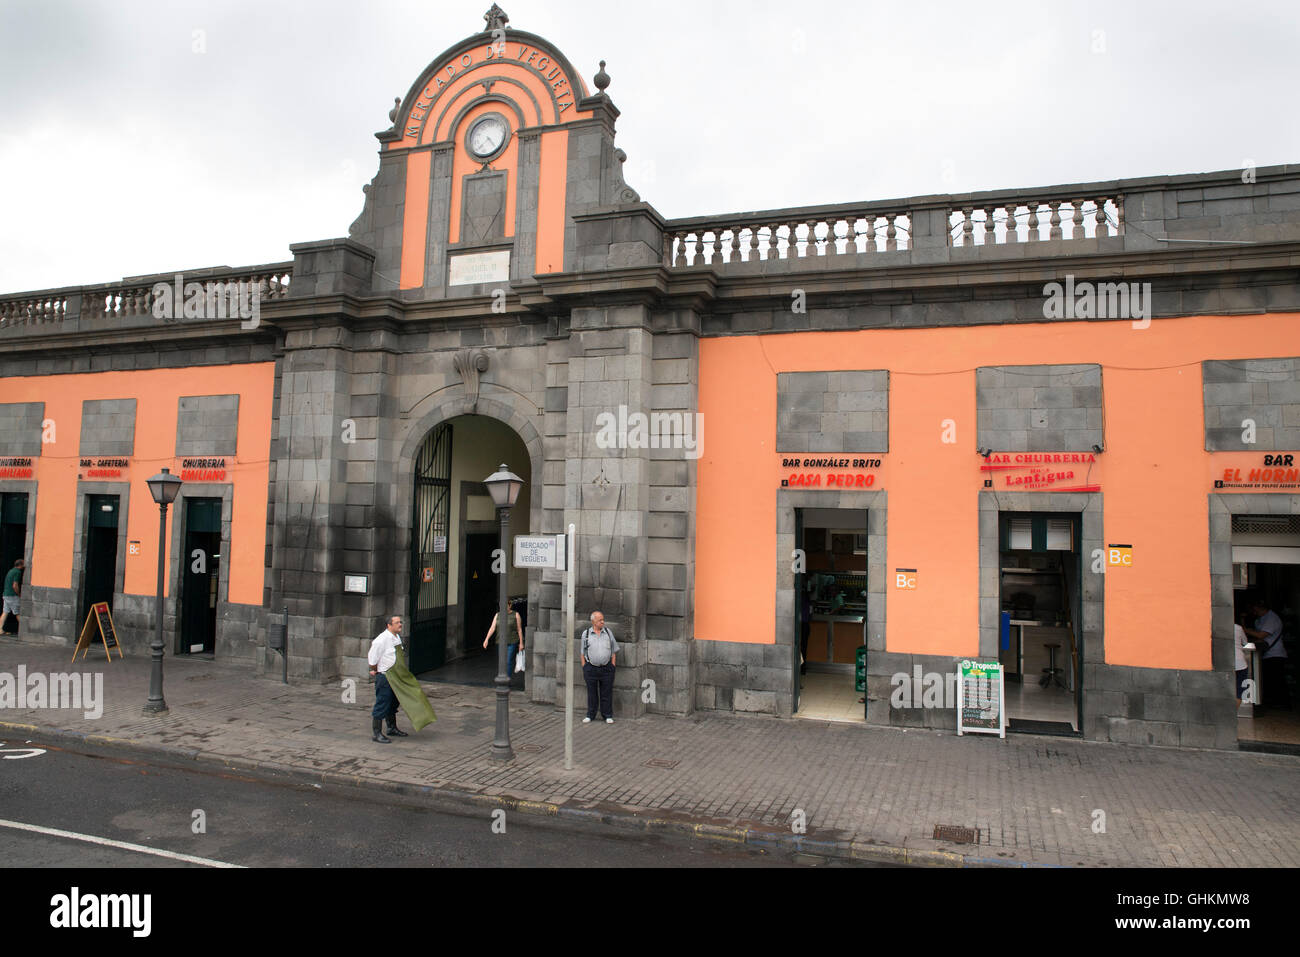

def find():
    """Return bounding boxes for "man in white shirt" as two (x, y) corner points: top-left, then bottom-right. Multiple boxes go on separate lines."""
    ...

(1245, 599), (1290, 710)
(368, 615), (409, 743)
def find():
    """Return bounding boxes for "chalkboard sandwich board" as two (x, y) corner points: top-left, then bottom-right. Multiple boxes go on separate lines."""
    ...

(72, 602), (123, 662)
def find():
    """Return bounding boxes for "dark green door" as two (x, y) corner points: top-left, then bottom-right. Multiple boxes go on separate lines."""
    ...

(793, 508), (804, 714)
(181, 498), (221, 655)
(0, 493), (28, 577)
(82, 494), (120, 626)
(409, 424), (452, 674)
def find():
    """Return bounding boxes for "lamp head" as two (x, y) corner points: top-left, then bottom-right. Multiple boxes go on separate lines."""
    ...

(146, 468), (183, 506)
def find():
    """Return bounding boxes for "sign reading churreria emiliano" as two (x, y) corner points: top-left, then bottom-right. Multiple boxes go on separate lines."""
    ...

(956, 660), (1005, 738)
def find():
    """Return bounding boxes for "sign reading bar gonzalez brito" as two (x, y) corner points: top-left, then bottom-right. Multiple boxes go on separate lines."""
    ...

(778, 455), (883, 489)
(980, 452), (1100, 492)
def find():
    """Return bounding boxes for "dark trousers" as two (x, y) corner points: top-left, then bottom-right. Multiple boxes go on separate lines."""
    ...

(1262, 657), (1291, 709)
(583, 662), (614, 719)
(372, 672), (399, 722)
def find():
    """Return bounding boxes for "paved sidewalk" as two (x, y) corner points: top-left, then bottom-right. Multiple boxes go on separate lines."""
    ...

(3, 638), (1298, 867)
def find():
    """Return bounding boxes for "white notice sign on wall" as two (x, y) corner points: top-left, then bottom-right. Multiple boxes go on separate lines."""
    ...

(449, 250), (510, 285)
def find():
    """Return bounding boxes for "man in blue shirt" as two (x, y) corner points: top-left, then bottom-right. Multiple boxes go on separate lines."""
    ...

(1245, 598), (1290, 710)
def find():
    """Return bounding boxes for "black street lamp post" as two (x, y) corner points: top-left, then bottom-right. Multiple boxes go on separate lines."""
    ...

(483, 463), (523, 761)
(144, 468), (182, 713)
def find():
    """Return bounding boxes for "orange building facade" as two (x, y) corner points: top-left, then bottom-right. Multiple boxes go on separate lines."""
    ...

(2, 8), (1298, 748)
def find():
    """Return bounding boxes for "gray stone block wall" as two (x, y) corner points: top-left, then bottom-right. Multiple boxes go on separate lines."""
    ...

(1203, 357), (1300, 450)
(0, 402), (44, 456)
(79, 398), (136, 457)
(176, 394), (240, 456)
(777, 370), (888, 453)
(976, 364), (1103, 452)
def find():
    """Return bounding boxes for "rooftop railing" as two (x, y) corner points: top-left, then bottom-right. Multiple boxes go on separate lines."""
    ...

(663, 187), (1125, 269)
(0, 263), (292, 330)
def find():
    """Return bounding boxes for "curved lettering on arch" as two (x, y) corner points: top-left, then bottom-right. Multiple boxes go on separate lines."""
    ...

(387, 32), (589, 151)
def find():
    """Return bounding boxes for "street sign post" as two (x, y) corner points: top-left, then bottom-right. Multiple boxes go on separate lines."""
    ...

(512, 530), (577, 769)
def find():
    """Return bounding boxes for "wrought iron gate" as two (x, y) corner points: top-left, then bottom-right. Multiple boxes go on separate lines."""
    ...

(409, 424), (452, 673)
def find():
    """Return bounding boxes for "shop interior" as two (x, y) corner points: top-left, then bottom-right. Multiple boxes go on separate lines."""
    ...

(795, 507), (868, 722)
(1232, 514), (1300, 751)
(997, 512), (1082, 733)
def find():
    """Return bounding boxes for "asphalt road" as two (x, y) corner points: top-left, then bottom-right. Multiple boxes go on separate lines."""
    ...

(0, 742), (864, 868)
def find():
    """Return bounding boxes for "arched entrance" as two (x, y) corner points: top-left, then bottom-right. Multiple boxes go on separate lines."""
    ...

(407, 414), (532, 679)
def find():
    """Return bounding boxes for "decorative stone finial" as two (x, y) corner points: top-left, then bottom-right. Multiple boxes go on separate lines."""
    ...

(483, 4), (509, 33)
(388, 97), (400, 123)
(593, 60), (610, 92)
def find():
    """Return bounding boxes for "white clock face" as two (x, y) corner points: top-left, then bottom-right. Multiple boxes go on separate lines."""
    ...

(467, 115), (509, 158)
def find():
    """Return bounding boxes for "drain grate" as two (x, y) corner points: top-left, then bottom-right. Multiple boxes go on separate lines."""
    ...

(933, 824), (980, 844)
(644, 758), (680, 769)
(516, 743), (547, 753)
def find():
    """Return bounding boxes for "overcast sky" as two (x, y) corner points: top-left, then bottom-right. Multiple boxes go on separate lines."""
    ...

(1, 0), (1297, 294)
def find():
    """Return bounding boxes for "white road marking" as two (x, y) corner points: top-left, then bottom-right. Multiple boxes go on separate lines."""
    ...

(0, 741), (46, 759)
(0, 818), (244, 868)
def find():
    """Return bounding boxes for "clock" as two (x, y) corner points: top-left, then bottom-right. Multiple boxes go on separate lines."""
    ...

(466, 113), (510, 160)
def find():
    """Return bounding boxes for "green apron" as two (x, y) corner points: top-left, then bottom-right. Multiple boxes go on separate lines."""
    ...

(385, 645), (437, 731)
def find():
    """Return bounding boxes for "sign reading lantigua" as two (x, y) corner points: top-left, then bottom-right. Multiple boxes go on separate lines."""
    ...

(980, 452), (1100, 492)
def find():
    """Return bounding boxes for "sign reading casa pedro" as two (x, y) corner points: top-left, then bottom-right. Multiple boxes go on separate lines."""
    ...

(778, 455), (884, 490)
(980, 452), (1100, 492)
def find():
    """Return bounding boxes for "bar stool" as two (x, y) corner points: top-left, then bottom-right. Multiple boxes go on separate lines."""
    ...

(1040, 643), (1067, 690)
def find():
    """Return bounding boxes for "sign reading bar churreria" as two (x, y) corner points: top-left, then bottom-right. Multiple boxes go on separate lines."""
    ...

(980, 452), (1099, 492)
(956, 660), (1005, 738)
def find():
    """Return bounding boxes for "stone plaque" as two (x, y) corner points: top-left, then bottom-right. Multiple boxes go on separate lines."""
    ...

(449, 250), (510, 285)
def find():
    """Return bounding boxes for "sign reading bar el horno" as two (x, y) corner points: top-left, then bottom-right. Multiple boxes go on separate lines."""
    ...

(449, 250), (510, 285)
(956, 660), (1005, 738)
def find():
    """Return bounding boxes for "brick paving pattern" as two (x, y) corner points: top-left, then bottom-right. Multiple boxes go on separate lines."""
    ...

(3, 639), (1298, 866)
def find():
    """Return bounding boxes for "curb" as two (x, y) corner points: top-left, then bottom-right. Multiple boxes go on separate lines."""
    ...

(3, 720), (1045, 868)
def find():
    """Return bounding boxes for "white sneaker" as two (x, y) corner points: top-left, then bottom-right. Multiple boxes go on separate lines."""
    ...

(605, 718), (614, 724)
(582, 717), (591, 723)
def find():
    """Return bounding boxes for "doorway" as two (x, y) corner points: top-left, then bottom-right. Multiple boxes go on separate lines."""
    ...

(0, 493), (27, 635)
(81, 494), (120, 628)
(997, 512), (1082, 733)
(794, 507), (869, 722)
(180, 497), (221, 655)
(1231, 514), (1300, 750)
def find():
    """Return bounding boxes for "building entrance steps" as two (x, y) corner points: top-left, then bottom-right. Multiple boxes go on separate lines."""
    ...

(2, 637), (1297, 867)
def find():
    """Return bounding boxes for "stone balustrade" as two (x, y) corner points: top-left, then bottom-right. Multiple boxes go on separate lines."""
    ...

(0, 263), (292, 330)
(665, 210), (913, 268)
(947, 195), (1122, 246)
(663, 188), (1130, 270)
